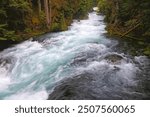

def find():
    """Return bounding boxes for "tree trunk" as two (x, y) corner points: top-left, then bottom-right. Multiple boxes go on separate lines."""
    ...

(44, 0), (50, 26)
(38, 0), (42, 14)
(49, 0), (52, 25)
(121, 22), (141, 38)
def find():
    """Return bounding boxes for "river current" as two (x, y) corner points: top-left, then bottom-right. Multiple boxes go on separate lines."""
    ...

(0, 11), (149, 100)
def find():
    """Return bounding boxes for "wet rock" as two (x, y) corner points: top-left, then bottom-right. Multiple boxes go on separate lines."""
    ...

(48, 75), (94, 100)
(0, 58), (11, 67)
(69, 52), (98, 67)
(0, 57), (15, 71)
(103, 53), (125, 64)
(113, 66), (121, 71)
(48, 72), (146, 100)
(70, 56), (87, 66)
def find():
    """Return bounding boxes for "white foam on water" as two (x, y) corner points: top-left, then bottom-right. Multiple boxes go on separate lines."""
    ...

(0, 67), (11, 91)
(5, 90), (48, 100)
(76, 57), (138, 87)
(134, 56), (149, 66)
(0, 59), (12, 91)
(93, 7), (99, 11)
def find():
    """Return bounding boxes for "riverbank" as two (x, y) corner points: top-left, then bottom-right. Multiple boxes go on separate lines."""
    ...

(97, 0), (150, 57)
(106, 27), (150, 57)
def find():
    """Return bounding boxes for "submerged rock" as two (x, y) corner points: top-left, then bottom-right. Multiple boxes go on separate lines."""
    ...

(103, 53), (125, 64)
(0, 58), (11, 67)
(48, 71), (147, 100)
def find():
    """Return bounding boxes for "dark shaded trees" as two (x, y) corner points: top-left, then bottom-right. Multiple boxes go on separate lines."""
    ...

(98, 0), (150, 56)
(0, 0), (95, 41)
(98, 0), (150, 39)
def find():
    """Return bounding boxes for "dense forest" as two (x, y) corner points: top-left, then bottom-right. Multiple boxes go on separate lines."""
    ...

(0, 0), (96, 42)
(98, 0), (150, 56)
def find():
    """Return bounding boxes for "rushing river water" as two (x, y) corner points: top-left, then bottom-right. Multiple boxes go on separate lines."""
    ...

(0, 11), (150, 100)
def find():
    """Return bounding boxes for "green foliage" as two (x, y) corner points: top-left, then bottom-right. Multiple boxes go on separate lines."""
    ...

(51, 23), (60, 32)
(0, 9), (6, 17)
(144, 46), (150, 56)
(7, 0), (31, 30)
(0, 0), (32, 41)
(0, 24), (18, 41)
(98, 0), (150, 39)
(9, 0), (31, 11)
(51, 12), (67, 32)
(0, 0), (95, 41)
(74, 0), (94, 19)
(39, 11), (47, 29)
(97, 0), (107, 13)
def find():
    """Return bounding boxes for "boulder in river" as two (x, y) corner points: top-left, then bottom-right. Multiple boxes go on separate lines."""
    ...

(103, 53), (125, 64)
(48, 72), (147, 100)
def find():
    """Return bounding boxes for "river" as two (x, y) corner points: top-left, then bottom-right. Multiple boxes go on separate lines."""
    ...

(0, 11), (150, 100)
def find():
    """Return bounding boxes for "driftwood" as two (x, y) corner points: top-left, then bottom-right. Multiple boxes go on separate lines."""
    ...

(109, 22), (142, 40)
(121, 22), (141, 38)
